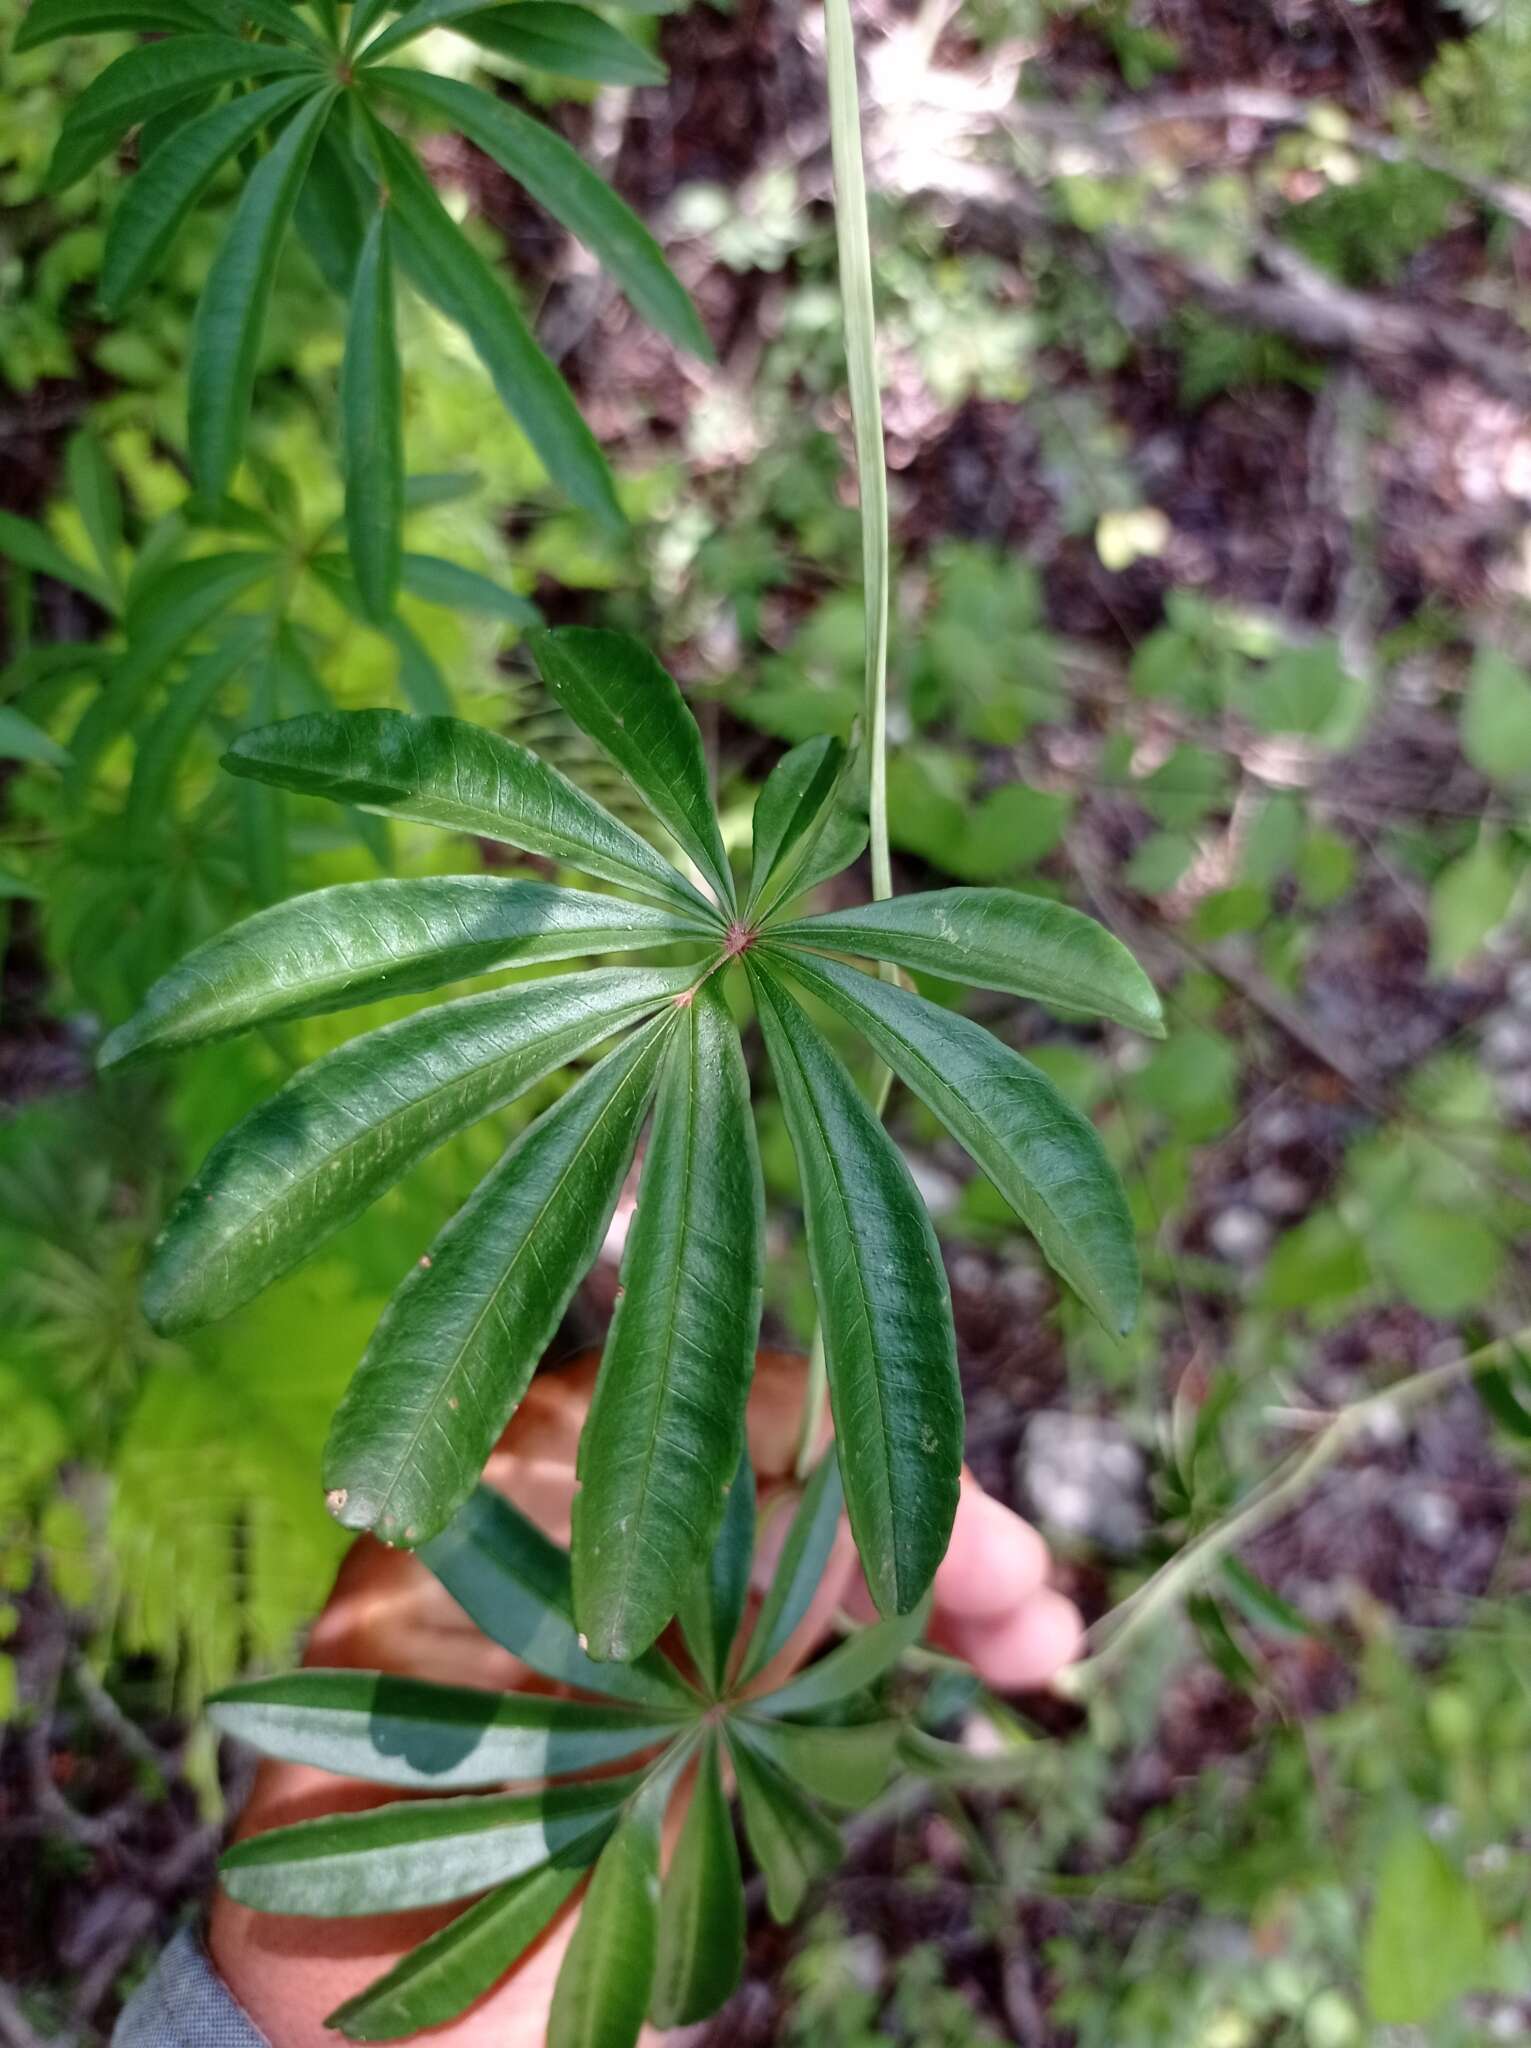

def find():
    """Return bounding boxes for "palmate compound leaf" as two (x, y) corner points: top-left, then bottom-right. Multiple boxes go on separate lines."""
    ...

(572, 977), (764, 1665)
(222, 707), (718, 919)
(116, 639), (1155, 1676)
(747, 958), (963, 1620)
(97, 876), (711, 1067)
(323, 1013), (680, 1547)
(142, 964), (697, 1333)
(213, 1462), (957, 2044)
(769, 945), (1140, 1335)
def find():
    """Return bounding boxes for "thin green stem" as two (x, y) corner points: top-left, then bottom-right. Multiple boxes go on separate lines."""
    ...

(795, 0), (893, 1478)
(824, 0), (891, 909)
(1060, 1329), (1527, 1696)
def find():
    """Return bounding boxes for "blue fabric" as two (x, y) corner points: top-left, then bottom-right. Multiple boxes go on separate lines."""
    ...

(113, 1929), (270, 2048)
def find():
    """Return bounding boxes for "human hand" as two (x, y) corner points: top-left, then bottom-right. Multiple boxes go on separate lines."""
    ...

(208, 1350), (1082, 2046)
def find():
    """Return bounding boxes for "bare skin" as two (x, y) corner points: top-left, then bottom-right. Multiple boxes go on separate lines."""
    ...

(210, 1351), (1083, 2046)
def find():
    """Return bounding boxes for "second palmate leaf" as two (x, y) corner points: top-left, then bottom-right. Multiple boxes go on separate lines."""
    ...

(102, 627), (1162, 1659)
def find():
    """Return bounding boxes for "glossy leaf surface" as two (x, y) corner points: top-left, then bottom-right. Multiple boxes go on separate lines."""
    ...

(220, 1776), (633, 1914)
(101, 878), (698, 1067)
(209, 1668), (681, 1788)
(573, 979), (762, 1663)
(143, 966), (691, 1332)
(773, 887), (1165, 1035)
(750, 963), (961, 1617)
(323, 1019), (674, 1545)
(420, 1486), (696, 1711)
(532, 629), (735, 912)
(223, 709), (717, 919)
(727, 1730), (841, 1924)
(327, 1863), (584, 2041)
(649, 1737), (744, 2028)
(547, 1783), (664, 2048)
(774, 948), (1140, 1334)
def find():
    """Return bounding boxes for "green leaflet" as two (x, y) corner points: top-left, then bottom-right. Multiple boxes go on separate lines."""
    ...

(532, 628), (735, 912)
(749, 1600), (927, 1719)
(773, 886), (1165, 1036)
(141, 965), (694, 1332)
(64, 429), (123, 590)
(100, 878), (701, 1066)
(46, 35), (320, 191)
(369, 117), (623, 533)
(548, 1772), (667, 2048)
(13, 0), (212, 50)
(356, 0), (515, 59)
(125, 619), (266, 852)
(749, 961), (962, 1618)
(649, 1736), (744, 2028)
(326, 1863), (584, 2041)
(420, 1485), (696, 1711)
(726, 1728), (841, 1924)
(220, 1775), (634, 1915)
(372, 69), (707, 357)
(572, 979), (763, 1663)
(771, 947), (1141, 1335)
(323, 1015), (676, 1546)
(68, 550), (279, 787)
(101, 77), (322, 309)
(736, 1448), (842, 1685)
(0, 510), (114, 611)
(397, 552), (540, 624)
(735, 1716), (898, 1809)
(208, 1668), (681, 1788)
(343, 208), (404, 621)
(746, 734), (845, 918)
(188, 89), (336, 499)
(361, 0), (662, 80)
(0, 708), (70, 768)
(453, 2), (665, 84)
(223, 708), (718, 918)
(295, 123), (371, 294)
(676, 1443), (755, 1694)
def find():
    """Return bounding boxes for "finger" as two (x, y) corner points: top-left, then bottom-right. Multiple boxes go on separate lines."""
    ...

(938, 1586), (1085, 1693)
(933, 1474), (1051, 1623)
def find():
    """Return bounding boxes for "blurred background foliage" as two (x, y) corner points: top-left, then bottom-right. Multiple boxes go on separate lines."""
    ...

(4, 0), (1531, 2039)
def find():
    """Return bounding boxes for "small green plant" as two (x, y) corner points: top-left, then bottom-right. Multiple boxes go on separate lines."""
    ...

(103, 630), (1161, 1658)
(24, 0), (707, 613)
(209, 1453), (935, 2040)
